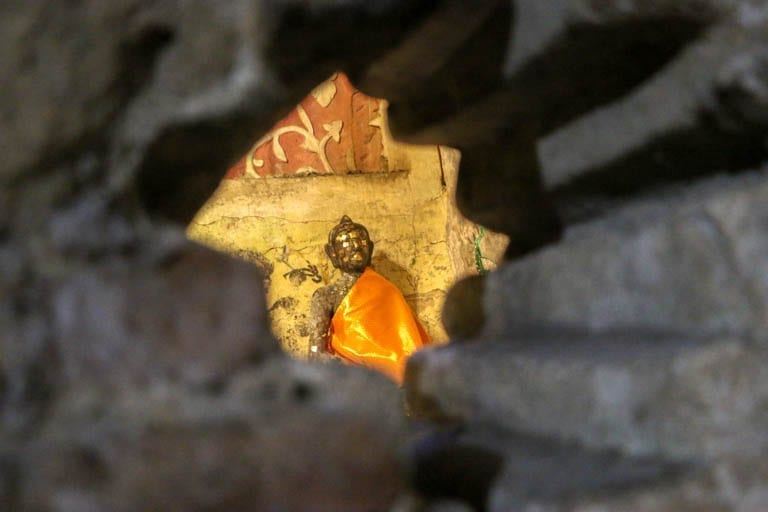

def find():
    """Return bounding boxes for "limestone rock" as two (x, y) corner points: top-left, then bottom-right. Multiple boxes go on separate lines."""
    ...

(484, 430), (681, 512)
(542, 21), (768, 223)
(227, 356), (407, 433)
(0, 0), (167, 182)
(50, 237), (275, 390)
(484, 168), (768, 338)
(1, 232), (278, 437)
(407, 332), (768, 460)
(535, 455), (768, 511)
(0, 279), (55, 434)
(409, 423), (680, 512)
(12, 360), (409, 512)
(5, 0), (768, 510)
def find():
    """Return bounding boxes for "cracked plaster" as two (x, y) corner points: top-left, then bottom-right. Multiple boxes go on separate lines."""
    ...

(188, 110), (507, 357)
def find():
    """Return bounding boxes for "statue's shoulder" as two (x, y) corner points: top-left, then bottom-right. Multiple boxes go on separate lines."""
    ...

(311, 279), (348, 302)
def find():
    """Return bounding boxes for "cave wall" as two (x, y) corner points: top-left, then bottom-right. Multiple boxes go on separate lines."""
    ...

(4, 1), (768, 511)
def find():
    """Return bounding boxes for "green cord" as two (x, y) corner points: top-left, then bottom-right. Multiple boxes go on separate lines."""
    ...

(474, 226), (488, 275)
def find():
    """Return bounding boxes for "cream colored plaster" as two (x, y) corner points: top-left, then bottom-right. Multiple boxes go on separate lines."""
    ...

(441, 146), (509, 279)
(188, 109), (505, 358)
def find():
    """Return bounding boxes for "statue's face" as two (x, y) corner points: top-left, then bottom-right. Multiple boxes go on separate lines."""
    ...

(330, 227), (372, 272)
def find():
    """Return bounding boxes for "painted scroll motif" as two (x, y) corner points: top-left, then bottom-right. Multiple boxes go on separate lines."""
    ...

(225, 73), (388, 179)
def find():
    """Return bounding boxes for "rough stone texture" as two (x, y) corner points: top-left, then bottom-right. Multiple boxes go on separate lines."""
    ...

(51, 240), (275, 389)
(516, 455), (768, 511)
(352, 0), (744, 250)
(480, 429), (682, 512)
(10, 358), (408, 512)
(541, 21), (768, 223)
(408, 332), (768, 460)
(0, 0), (167, 182)
(441, 274), (488, 340)
(406, 423), (682, 512)
(227, 356), (407, 433)
(483, 167), (768, 338)
(5, 0), (768, 510)
(1, 234), (278, 433)
(408, 164), (768, 509)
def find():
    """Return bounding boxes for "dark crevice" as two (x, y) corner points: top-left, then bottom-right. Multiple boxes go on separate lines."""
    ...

(70, 445), (111, 486)
(203, 377), (228, 396)
(383, 1), (511, 139)
(551, 120), (768, 225)
(384, 15), (703, 259)
(0, 451), (21, 512)
(136, 115), (268, 224)
(514, 16), (707, 136)
(267, 0), (441, 85)
(455, 140), (563, 258)
(412, 424), (689, 511)
(117, 24), (175, 100)
(291, 381), (314, 403)
(385, 15), (705, 143)
(413, 429), (504, 512)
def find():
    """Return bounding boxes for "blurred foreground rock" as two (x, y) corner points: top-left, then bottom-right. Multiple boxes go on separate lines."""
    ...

(408, 332), (768, 459)
(484, 166), (768, 338)
(407, 168), (768, 510)
(10, 359), (407, 512)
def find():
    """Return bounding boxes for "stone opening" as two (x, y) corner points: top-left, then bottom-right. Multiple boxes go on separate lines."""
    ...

(186, 72), (508, 358)
(137, 114), (274, 224)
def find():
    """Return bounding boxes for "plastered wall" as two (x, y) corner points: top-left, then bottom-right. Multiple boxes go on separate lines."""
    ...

(187, 74), (506, 357)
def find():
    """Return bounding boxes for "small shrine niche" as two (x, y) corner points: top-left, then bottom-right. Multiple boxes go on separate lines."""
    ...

(187, 73), (507, 358)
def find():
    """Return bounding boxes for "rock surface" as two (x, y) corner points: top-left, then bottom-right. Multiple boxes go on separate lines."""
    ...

(484, 167), (768, 338)
(11, 358), (408, 512)
(408, 332), (768, 459)
(5, 0), (768, 511)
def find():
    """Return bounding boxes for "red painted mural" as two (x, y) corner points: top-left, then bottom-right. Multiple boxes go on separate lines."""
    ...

(225, 73), (388, 179)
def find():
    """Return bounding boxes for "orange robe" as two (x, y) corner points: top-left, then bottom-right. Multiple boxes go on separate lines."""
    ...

(329, 268), (430, 383)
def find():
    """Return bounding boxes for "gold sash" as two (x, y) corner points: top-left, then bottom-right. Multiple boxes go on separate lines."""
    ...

(329, 268), (430, 383)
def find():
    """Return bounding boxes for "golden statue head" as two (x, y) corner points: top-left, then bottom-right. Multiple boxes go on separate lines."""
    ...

(325, 215), (373, 273)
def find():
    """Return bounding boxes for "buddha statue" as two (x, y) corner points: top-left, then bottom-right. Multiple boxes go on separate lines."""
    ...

(308, 215), (430, 383)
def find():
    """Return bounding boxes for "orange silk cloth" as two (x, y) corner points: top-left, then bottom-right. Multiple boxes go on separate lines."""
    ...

(329, 268), (430, 383)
